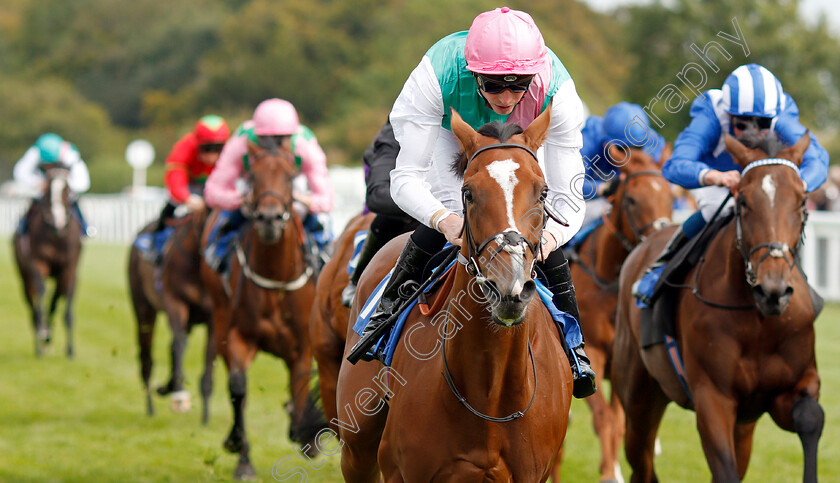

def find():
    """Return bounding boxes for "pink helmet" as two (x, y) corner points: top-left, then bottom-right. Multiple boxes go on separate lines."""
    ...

(465, 7), (548, 75)
(253, 98), (299, 136)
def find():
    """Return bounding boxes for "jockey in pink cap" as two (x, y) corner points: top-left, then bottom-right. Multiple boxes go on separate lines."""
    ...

(203, 98), (335, 273)
(349, 7), (595, 398)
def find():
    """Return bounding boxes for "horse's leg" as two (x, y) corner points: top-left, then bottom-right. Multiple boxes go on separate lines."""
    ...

(28, 262), (49, 356)
(160, 296), (191, 412)
(610, 387), (626, 483)
(337, 358), (389, 483)
(733, 421), (757, 479)
(47, 285), (61, 344)
(222, 328), (258, 480)
(200, 319), (216, 425)
(693, 388), (739, 482)
(311, 305), (345, 431)
(768, 370), (823, 483)
(584, 343), (622, 483)
(58, 266), (77, 358)
(612, 337), (668, 483)
(130, 257), (158, 416)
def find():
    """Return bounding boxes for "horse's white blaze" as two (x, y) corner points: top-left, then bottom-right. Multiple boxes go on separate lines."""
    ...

(649, 180), (662, 192)
(762, 173), (776, 208)
(487, 159), (528, 295)
(50, 178), (67, 229)
(486, 158), (520, 232)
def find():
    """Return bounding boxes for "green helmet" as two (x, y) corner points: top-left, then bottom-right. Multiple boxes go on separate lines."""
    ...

(35, 133), (65, 164)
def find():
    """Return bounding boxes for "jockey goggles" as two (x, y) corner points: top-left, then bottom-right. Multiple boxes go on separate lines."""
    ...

(475, 73), (534, 94)
(199, 143), (225, 154)
(731, 115), (772, 131)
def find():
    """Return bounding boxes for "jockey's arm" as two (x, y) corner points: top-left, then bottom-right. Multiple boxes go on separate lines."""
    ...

(164, 135), (195, 203)
(541, 81), (586, 249)
(774, 98), (829, 192)
(663, 97), (722, 190)
(296, 133), (334, 214)
(204, 135), (246, 211)
(389, 58), (449, 229)
(13, 146), (46, 189)
(65, 150), (91, 194)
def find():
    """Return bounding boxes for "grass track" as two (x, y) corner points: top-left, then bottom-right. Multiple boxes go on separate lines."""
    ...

(0, 240), (837, 481)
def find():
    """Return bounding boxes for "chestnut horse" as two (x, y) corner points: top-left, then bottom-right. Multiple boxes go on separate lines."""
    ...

(613, 133), (823, 482)
(337, 108), (573, 482)
(310, 211), (374, 429)
(127, 207), (215, 421)
(567, 145), (673, 482)
(201, 142), (327, 480)
(13, 166), (83, 358)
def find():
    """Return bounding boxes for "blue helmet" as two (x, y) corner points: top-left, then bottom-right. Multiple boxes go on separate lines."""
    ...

(722, 64), (786, 118)
(603, 102), (653, 147)
(35, 133), (65, 164)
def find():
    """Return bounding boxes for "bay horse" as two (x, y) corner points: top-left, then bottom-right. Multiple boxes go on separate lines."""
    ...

(310, 211), (374, 429)
(566, 144), (673, 482)
(127, 207), (215, 421)
(337, 107), (573, 482)
(13, 166), (83, 358)
(613, 133), (823, 482)
(200, 142), (327, 480)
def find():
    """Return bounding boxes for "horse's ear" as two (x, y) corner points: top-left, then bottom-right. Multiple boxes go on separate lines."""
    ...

(522, 101), (551, 152)
(450, 108), (479, 159)
(724, 134), (753, 169)
(778, 132), (811, 167)
(658, 142), (673, 168)
(608, 144), (631, 173)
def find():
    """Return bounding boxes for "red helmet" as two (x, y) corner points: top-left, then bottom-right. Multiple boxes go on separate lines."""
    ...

(193, 115), (230, 144)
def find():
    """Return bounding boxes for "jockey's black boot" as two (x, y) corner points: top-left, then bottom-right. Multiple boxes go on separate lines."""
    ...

(349, 237), (434, 362)
(544, 259), (597, 399)
(341, 230), (384, 307)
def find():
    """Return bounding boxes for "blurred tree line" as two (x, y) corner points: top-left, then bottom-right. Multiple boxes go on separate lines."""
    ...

(0, 0), (837, 192)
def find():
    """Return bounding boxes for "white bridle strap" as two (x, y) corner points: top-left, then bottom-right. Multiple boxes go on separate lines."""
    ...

(741, 158), (800, 178)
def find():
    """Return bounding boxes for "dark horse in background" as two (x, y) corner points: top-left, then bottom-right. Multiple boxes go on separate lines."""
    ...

(14, 166), (83, 357)
(128, 207), (215, 421)
(201, 142), (327, 480)
(613, 133), (823, 482)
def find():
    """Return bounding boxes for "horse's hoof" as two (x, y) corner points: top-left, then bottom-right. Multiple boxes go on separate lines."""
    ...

(156, 382), (175, 396)
(233, 463), (257, 480)
(224, 434), (244, 454)
(170, 390), (192, 413)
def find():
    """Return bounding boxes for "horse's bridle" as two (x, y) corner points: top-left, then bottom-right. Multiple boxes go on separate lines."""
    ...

(444, 142), (551, 423)
(602, 170), (670, 252)
(459, 142), (558, 283)
(734, 158), (806, 287)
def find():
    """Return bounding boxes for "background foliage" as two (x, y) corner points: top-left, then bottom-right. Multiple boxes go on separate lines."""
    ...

(0, 0), (837, 191)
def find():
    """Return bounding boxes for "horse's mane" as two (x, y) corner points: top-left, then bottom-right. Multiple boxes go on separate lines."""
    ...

(450, 121), (524, 179)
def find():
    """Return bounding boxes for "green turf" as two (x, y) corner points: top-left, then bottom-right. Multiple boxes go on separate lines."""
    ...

(0, 240), (837, 482)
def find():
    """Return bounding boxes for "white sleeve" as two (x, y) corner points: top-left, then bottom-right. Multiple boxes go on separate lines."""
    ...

(13, 147), (45, 188)
(66, 153), (91, 194)
(542, 80), (586, 247)
(389, 57), (448, 228)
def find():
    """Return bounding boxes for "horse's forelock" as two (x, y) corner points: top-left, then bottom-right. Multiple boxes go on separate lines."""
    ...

(450, 122), (525, 179)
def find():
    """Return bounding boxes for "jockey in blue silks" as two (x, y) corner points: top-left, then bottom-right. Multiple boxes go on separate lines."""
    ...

(635, 63), (829, 302)
(579, 102), (666, 225)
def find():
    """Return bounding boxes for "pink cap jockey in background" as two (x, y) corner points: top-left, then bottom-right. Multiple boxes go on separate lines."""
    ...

(204, 98), (333, 214)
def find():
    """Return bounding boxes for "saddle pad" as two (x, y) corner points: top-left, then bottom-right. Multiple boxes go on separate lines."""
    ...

(353, 260), (579, 366)
(346, 230), (368, 275)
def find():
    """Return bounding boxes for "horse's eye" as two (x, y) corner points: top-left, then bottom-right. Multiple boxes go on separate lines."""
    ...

(539, 187), (548, 202)
(463, 189), (473, 204)
(625, 196), (637, 206)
